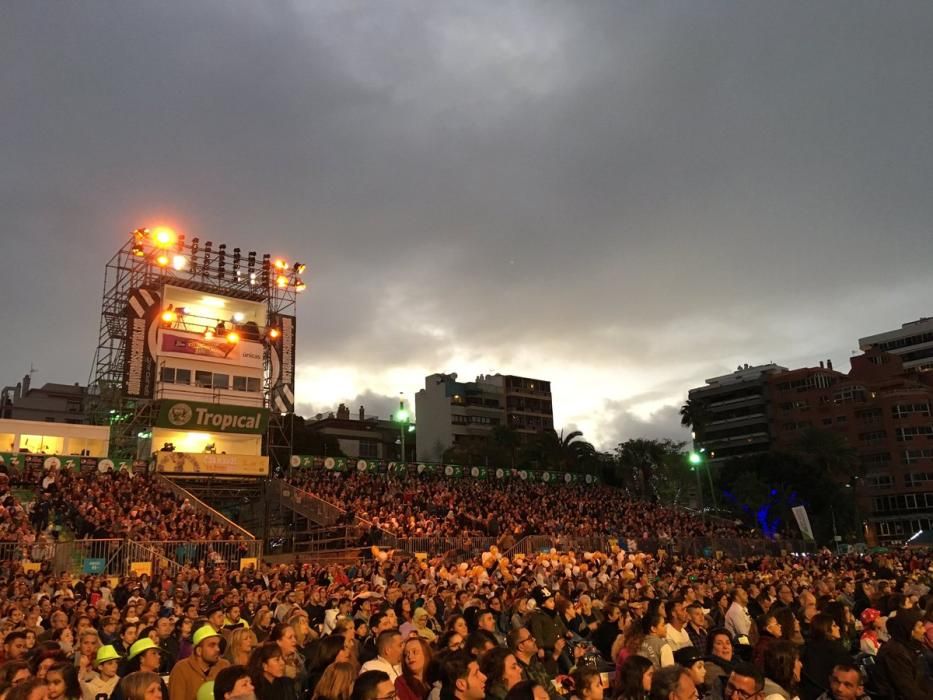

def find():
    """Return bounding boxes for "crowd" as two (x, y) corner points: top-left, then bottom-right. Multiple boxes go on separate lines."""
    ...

(0, 531), (931, 700)
(286, 471), (747, 541)
(5, 469), (240, 543)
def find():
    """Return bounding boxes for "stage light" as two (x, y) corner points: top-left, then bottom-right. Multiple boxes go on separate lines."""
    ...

(261, 254), (271, 287)
(172, 255), (187, 271)
(161, 307), (177, 324)
(204, 329), (215, 340)
(190, 237), (200, 274)
(274, 259), (288, 271)
(132, 245), (145, 257)
(152, 227), (176, 248)
(156, 253), (170, 267)
(226, 331), (239, 344)
(233, 248), (241, 274)
(295, 280), (307, 292)
(176, 233), (185, 252)
(247, 251), (256, 276)
(293, 262), (306, 274)
(249, 272), (257, 286)
(217, 243), (227, 279)
(268, 328), (280, 339)
(203, 241), (213, 272)
(233, 312), (245, 323)
(276, 275), (289, 289)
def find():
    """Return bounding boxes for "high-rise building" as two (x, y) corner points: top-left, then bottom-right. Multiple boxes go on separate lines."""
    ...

(860, 317), (933, 372)
(688, 363), (788, 463)
(415, 373), (553, 462)
(769, 349), (933, 543)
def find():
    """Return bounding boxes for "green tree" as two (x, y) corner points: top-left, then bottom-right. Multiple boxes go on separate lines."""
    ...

(679, 398), (709, 436)
(790, 427), (860, 482)
(490, 425), (521, 469)
(615, 438), (686, 501)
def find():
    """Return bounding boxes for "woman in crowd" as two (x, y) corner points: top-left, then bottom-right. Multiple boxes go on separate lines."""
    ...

(504, 680), (550, 700)
(115, 671), (162, 700)
(636, 609), (673, 669)
(753, 613), (783, 667)
(395, 637), (433, 700)
(703, 628), (735, 700)
(614, 656), (653, 700)
(799, 614), (850, 700)
(223, 629), (257, 668)
(251, 609), (274, 644)
(248, 642), (296, 700)
(310, 662), (355, 700)
(773, 608), (803, 648)
(306, 636), (349, 697)
(270, 622), (307, 698)
(44, 662), (79, 700)
(762, 641), (801, 700)
(479, 647), (523, 700)
(672, 647), (706, 699)
(567, 668), (603, 700)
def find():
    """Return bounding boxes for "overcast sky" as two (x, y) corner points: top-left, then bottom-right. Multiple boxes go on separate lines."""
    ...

(2, 2), (932, 449)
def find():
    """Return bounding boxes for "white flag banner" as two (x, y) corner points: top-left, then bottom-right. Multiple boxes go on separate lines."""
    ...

(791, 505), (815, 542)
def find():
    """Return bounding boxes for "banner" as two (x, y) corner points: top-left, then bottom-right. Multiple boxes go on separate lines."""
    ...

(156, 400), (268, 435)
(791, 505), (815, 542)
(155, 451), (269, 476)
(83, 558), (106, 575)
(159, 331), (264, 368)
(239, 557), (258, 571)
(130, 562), (152, 577)
(22, 562), (41, 574)
(123, 287), (160, 398)
(269, 314), (296, 413)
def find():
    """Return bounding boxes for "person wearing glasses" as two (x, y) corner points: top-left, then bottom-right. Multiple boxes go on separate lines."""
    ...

(508, 627), (561, 700)
(722, 664), (765, 700)
(649, 665), (698, 700)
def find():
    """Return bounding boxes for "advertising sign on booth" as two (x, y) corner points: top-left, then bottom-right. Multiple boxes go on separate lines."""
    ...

(156, 400), (268, 435)
(239, 558), (258, 571)
(130, 562), (152, 577)
(155, 452), (269, 476)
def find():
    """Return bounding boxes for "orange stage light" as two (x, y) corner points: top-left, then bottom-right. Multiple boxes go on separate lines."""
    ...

(226, 331), (239, 344)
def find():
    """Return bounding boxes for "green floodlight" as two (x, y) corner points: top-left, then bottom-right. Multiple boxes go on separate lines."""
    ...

(688, 451), (702, 468)
(396, 408), (410, 422)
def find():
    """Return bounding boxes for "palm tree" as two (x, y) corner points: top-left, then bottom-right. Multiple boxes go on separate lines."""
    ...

(679, 398), (709, 437)
(558, 430), (596, 472)
(490, 425), (520, 469)
(616, 438), (668, 500)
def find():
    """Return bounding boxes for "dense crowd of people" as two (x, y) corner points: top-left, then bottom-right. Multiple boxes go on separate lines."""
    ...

(4, 469), (240, 543)
(0, 530), (931, 700)
(286, 471), (747, 541)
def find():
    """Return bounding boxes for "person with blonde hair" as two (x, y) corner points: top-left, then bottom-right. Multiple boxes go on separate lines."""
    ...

(117, 671), (163, 700)
(223, 630), (257, 668)
(311, 662), (356, 700)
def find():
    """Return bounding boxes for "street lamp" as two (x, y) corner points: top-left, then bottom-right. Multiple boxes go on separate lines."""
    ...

(689, 449), (717, 511)
(395, 398), (411, 462)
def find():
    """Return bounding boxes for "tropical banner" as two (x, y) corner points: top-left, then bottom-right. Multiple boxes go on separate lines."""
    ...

(155, 399), (268, 435)
(288, 455), (599, 484)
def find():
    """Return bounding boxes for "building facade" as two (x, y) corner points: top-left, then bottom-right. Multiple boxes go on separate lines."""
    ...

(415, 373), (553, 462)
(769, 349), (933, 543)
(688, 363), (788, 464)
(860, 318), (933, 373)
(1, 375), (88, 424)
(302, 404), (413, 461)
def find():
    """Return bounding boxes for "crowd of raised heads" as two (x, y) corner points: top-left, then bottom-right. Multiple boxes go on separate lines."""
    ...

(0, 541), (932, 700)
(0, 468), (240, 543)
(285, 470), (752, 540)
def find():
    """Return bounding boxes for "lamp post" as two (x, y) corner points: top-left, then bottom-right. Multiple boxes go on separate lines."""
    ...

(395, 397), (410, 462)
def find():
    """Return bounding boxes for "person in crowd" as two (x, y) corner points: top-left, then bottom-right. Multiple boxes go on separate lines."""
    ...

(723, 664), (765, 700)
(724, 590), (752, 644)
(116, 672), (164, 700)
(684, 604), (708, 653)
(813, 664), (866, 700)
(211, 665), (254, 700)
(80, 645), (121, 700)
(479, 647), (524, 700)
(7, 678), (51, 700)
(615, 655), (653, 700)
(168, 626), (229, 700)
(799, 614), (850, 700)
(247, 642), (295, 700)
(753, 614), (783, 667)
(311, 662), (355, 700)
(44, 663), (79, 700)
(703, 628), (734, 700)
(856, 609), (883, 657)
(504, 680), (550, 700)
(664, 600), (691, 653)
(394, 638), (431, 700)
(638, 609), (674, 670)
(874, 608), (933, 700)
(762, 641), (801, 700)
(438, 651), (485, 700)
(649, 665), (697, 700)
(359, 631), (401, 683)
(350, 671), (391, 700)
(566, 668), (602, 700)
(672, 648), (705, 699)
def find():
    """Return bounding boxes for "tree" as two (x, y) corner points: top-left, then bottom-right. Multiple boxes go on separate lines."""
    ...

(790, 427), (860, 482)
(490, 425), (521, 469)
(679, 398), (709, 436)
(615, 438), (687, 501)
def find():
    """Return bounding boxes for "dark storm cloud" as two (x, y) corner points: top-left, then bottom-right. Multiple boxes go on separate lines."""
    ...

(2, 2), (932, 446)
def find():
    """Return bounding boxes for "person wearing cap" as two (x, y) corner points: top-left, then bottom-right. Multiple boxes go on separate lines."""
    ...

(857, 609), (883, 656)
(81, 644), (122, 700)
(527, 587), (567, 675)
(111, 637), (168, 700)
(673, 647), (707, 696)
(169, 625), (231, 700)
(874, 608), (933, 700)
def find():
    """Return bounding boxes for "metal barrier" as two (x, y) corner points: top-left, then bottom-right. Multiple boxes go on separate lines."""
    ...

(399, 536), (498, 557)
(293, 526), (368, 554)
(504, 534), (817, 559)
(156, 474), (256, 540)
(140, 539), (262, 569)
(270, 478), (345, 526)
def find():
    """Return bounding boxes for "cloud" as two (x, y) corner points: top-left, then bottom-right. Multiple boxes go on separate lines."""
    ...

(1, 1), (932, 450)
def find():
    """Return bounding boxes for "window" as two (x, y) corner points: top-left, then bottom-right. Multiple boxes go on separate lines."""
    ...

(247, 378), (261, 392)
(893, 402), (931, 419)
(176, 369), (191, 384)
(213, 374), (229, 390)
(835, 415), (848, 423)
(905, 472), (933, 487)
(233, 376), (247, 391)
(904, 448), (933, 464)
(859, 430), (887, 445)
(834, 386), (866, 404)
(896, 425), (933, 441)
(359, 440), (379, 458)
(195, 371), (212, 389)
(162, 367), (176, 384)
(865, 474), (894, 489)
(66, 400), (82, 413)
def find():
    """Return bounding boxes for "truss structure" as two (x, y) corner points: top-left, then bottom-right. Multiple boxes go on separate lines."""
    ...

(87, 230), (299, 470)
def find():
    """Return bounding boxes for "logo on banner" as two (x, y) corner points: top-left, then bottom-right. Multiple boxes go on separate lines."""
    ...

(167, 403), (193, 426)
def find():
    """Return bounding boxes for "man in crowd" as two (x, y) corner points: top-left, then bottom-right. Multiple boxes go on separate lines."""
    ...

(359, 630), (402, 682)
(169, 626), (230, 700)
(664, 598), (691, 652)
(440, 651), (487, 700)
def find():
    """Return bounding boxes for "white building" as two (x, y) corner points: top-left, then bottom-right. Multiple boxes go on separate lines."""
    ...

(859, 318), (933, 373)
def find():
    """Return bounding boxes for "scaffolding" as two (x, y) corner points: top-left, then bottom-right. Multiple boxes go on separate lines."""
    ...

(87, 229), (301, 471)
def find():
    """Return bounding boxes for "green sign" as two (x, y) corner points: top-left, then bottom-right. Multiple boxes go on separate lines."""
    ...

(156, 400), (268, 435)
